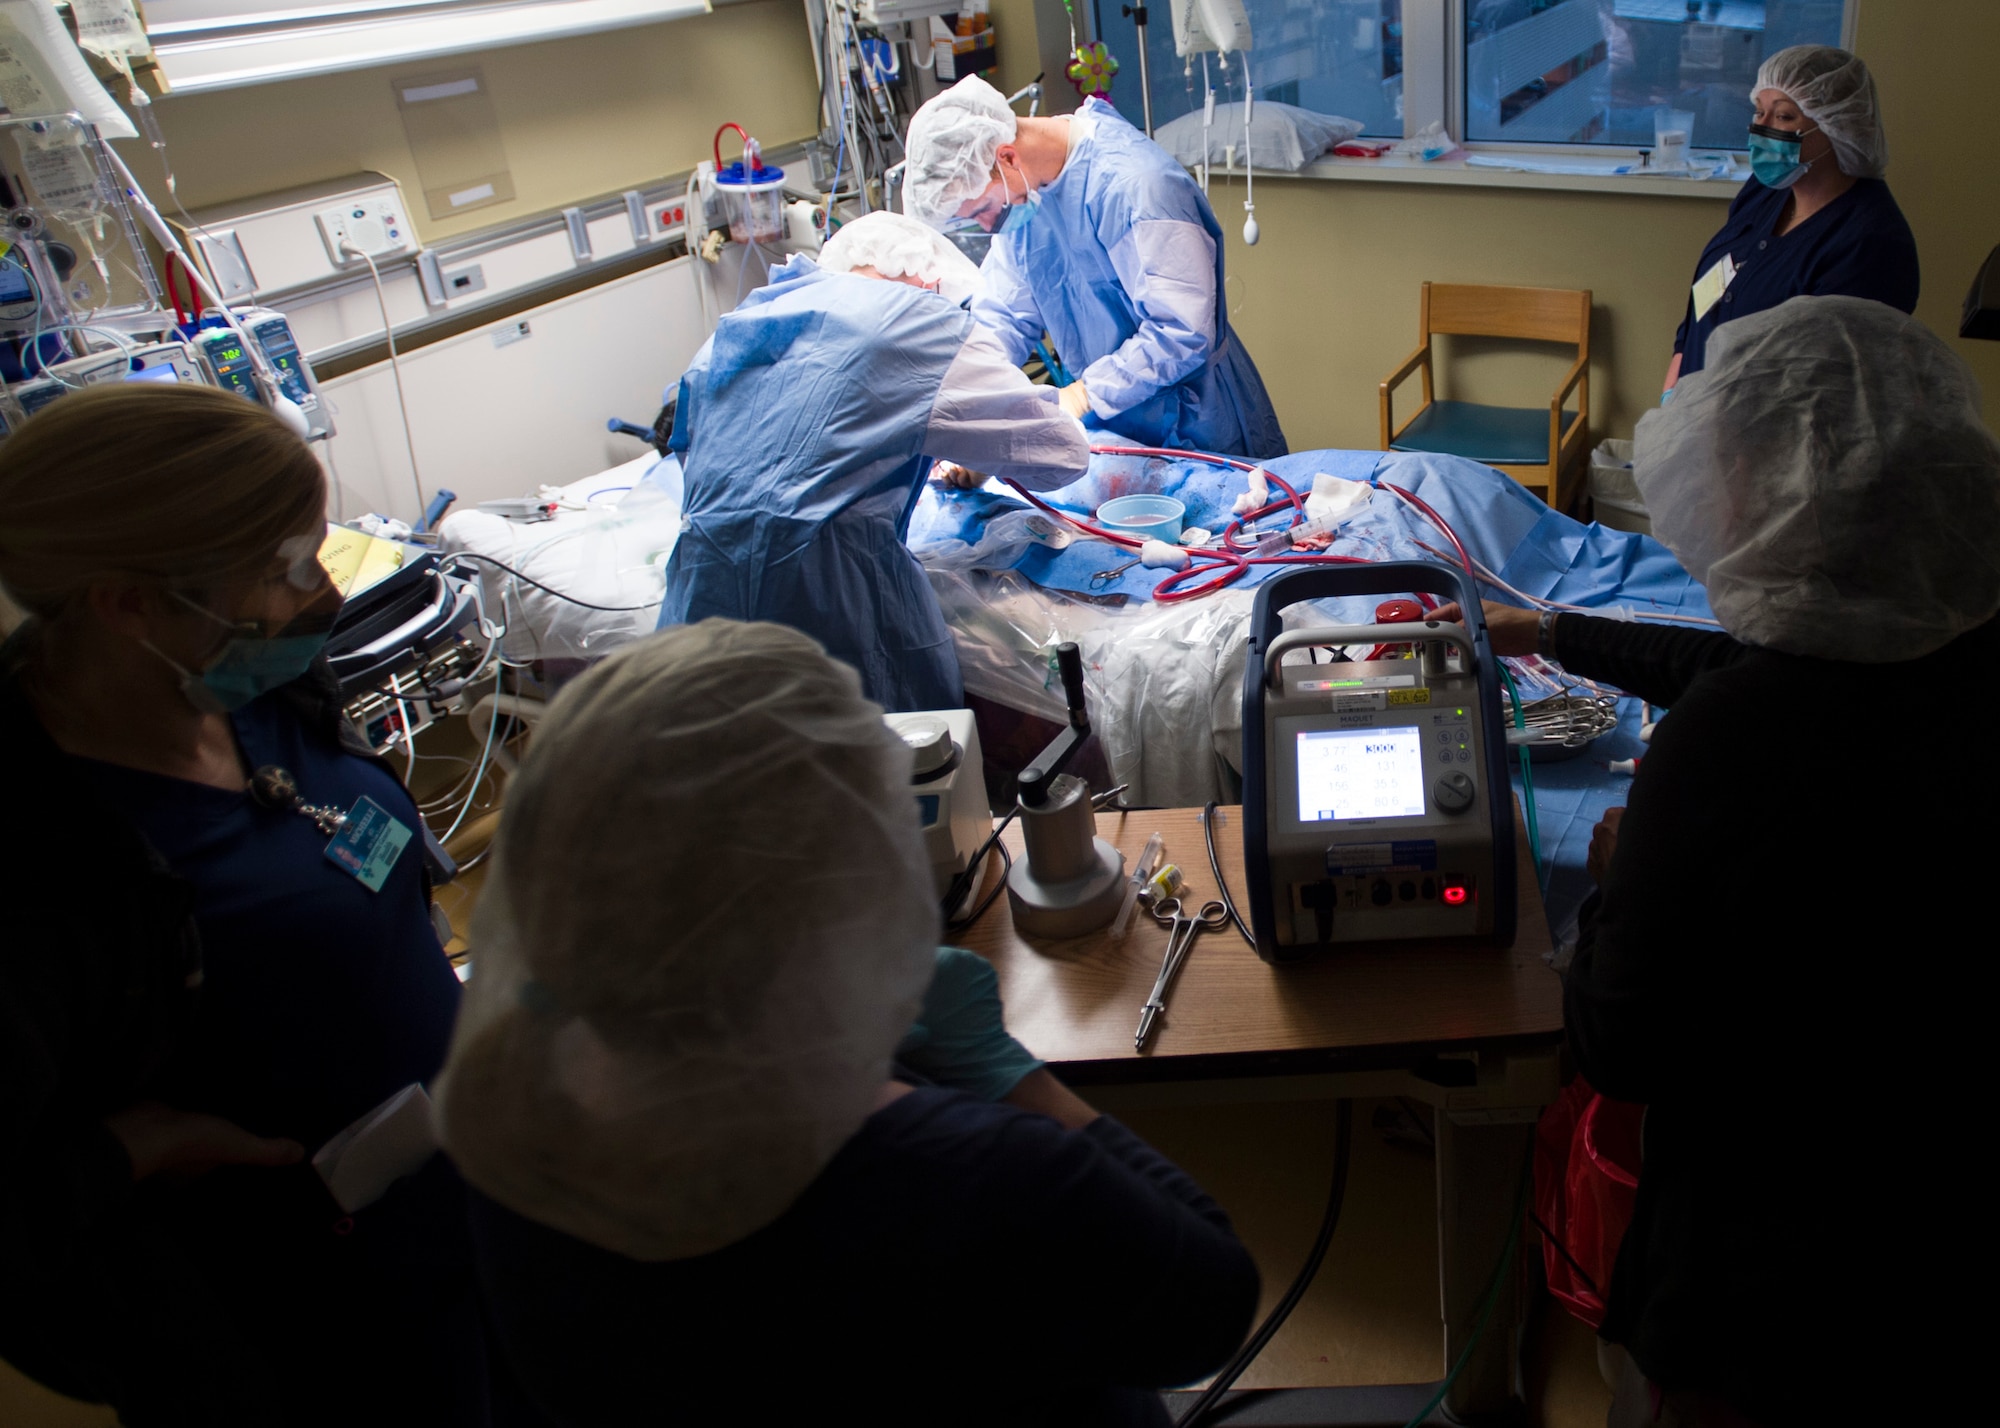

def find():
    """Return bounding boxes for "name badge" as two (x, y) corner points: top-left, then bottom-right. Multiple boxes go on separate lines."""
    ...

(323, 796), (414, 892)
(1691, 253), (1737, 321)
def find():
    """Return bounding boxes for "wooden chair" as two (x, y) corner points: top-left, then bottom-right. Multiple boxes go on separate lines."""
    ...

(1379, 282), (1592, 512)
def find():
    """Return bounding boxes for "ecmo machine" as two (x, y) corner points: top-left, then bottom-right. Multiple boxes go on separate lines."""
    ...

(1241, 564), (1517, 961)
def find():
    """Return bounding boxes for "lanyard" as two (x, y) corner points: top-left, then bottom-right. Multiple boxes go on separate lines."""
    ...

(249, 763), (349, 834)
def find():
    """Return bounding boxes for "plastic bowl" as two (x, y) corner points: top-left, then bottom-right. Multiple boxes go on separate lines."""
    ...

(1096, 494), (1185, 544)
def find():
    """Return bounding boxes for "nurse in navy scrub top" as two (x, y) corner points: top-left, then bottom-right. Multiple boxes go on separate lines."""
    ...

(0, 385), (516, 1426)
(1664, 45), (1917, 399)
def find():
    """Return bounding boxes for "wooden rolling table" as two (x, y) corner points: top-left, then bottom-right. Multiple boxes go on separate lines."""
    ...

(953, 804), (1563, 1425)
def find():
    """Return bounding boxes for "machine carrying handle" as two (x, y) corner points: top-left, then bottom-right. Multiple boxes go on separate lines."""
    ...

(1264, 621), (1475, 688)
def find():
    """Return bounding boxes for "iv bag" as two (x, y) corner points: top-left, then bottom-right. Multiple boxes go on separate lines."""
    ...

(0, 115), (161, 335)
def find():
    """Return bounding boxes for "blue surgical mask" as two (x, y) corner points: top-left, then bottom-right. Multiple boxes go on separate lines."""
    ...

(1746, 123), (1811, 189)
(997, 164), (1040, 234)
(146, 592), (334, 714)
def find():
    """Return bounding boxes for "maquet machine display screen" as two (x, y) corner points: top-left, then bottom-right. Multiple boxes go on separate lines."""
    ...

(1296, 725), (1426, 822)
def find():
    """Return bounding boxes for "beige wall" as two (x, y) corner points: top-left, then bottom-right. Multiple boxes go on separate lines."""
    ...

(119, 1), (824, 243)
(1213, 176), (1729, 452)
(1850, 0), (2000, 424)
(113, 0), (2000, 438)
(1211, 0), (2000, 452)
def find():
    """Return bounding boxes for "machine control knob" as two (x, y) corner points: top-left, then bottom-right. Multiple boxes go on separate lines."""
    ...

(1370, 878), (1393, 907)
(1433, 770), (1476, 813)
(888, 714), (958, 781)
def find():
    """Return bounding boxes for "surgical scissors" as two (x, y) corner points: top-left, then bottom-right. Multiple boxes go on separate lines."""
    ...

(1134, 896), (1228, 1050)
(1090, 554), (1144, 588)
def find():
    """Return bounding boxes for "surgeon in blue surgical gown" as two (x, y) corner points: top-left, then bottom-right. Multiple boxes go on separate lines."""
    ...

(655, 211), (1090, 713)
(903, 75), (1286, 461)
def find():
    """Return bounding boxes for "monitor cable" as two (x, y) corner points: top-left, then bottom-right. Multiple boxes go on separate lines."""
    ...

(441, 553), (661, 613)
(1202, 800), (1253, 947)
(1175, 1098), (1354, 1427)
(343, 240), (428, 524)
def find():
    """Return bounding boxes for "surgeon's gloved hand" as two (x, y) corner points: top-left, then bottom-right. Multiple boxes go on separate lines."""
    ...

(933, 461), (990, 491)
(895, 946), (1044, 1102)
(1058, 380), (1092, 422)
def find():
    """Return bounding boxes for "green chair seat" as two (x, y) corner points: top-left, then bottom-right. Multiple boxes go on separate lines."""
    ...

(1391, 400), (1577, 466)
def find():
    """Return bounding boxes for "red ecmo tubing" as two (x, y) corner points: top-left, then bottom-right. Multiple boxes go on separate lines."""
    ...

(999, 445), (1474, 604)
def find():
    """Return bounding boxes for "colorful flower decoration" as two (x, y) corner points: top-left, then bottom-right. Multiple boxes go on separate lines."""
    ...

(1067, 41), (1119, 98)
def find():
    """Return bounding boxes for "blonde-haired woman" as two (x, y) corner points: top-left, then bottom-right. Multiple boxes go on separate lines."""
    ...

(0, 385), (502, 1425)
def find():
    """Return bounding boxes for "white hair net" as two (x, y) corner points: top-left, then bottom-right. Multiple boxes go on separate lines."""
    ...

(1633, 296), (2000, 663)
(1753, 45), (1886, 179)
(434, 620), (939, 1261)
(819, 210), (984, 304)
(902, 75), (1018, 227)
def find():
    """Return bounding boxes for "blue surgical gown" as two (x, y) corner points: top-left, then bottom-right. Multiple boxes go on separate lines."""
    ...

(974, 98), (1287, 460)
(657, 261), (978, 713)
(1673, 176), (1919, 380)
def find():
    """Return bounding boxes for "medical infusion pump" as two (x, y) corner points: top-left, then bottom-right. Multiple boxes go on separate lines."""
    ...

(1241, 565), (1517, 960)
(0, 309), (330, 438)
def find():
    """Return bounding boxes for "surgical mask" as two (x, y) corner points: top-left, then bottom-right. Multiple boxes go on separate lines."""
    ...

(997, 163), (1040, 234)
(145, 591), (336, 714)
(1746, 123), (1811, 189)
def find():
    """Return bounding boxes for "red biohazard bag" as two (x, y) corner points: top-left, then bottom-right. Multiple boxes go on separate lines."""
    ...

(1533, 1076), (1643, 1329)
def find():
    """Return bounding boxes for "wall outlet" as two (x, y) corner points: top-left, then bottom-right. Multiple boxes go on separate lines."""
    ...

(318, 198), (414, 265)
(443, 263), (486, 297)
(643, 197), (689, 239)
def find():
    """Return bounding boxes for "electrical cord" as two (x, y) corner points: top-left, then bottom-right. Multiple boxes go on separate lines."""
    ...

(1527, 1208), (1601, 1299)
(945, 840), (1013, 933)
(941, 805), (1021, 923)
(1202, 801), (1253, 947)
(443, 553), (661, 612)
(344, 241), (428, 521)
(1176, 1099), (1355, 1427)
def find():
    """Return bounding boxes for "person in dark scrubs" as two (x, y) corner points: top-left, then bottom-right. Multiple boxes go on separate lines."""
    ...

(0, 385), (514, 1426)
(1447, 298), (2000, 1426)
(1663, 45), (1917, 398)
(437, 620), (1261, 1427)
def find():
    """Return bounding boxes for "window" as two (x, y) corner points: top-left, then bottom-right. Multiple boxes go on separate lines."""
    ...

(1090, 0), (1405, 138)
(1074, 0), (1854, 162)
(1464, 0), (1850, 149)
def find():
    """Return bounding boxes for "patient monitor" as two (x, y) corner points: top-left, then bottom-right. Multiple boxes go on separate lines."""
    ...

(1242, 564), (1517, 961)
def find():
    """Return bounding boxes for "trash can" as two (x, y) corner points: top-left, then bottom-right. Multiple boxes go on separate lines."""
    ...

(1589, 438), (1651, 535)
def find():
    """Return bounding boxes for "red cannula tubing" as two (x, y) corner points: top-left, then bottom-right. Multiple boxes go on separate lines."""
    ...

(998, 445), (1479, 604)
(713, 122), (753, 171)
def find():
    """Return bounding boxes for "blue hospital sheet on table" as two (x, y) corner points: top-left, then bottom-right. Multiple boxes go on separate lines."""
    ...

(907, 447), (1712, 947)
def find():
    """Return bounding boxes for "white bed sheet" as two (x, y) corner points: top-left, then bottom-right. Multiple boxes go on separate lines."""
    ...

(436, 453), (681, 663)
(435, 457), (1245, 804)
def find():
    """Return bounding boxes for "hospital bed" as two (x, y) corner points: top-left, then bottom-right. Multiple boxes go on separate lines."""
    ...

(436, 445), (1713, 945)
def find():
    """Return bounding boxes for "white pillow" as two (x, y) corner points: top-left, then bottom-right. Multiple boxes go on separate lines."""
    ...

(1156, 101), (1365, 172)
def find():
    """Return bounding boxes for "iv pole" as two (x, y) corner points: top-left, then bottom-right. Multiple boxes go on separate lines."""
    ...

(1122, 3), (1154, 136)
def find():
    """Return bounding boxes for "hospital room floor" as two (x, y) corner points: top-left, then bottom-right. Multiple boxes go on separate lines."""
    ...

(0, 711), (1613, 1427)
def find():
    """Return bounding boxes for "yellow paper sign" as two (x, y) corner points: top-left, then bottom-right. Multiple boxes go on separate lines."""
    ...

(318, 525), (406, 599)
